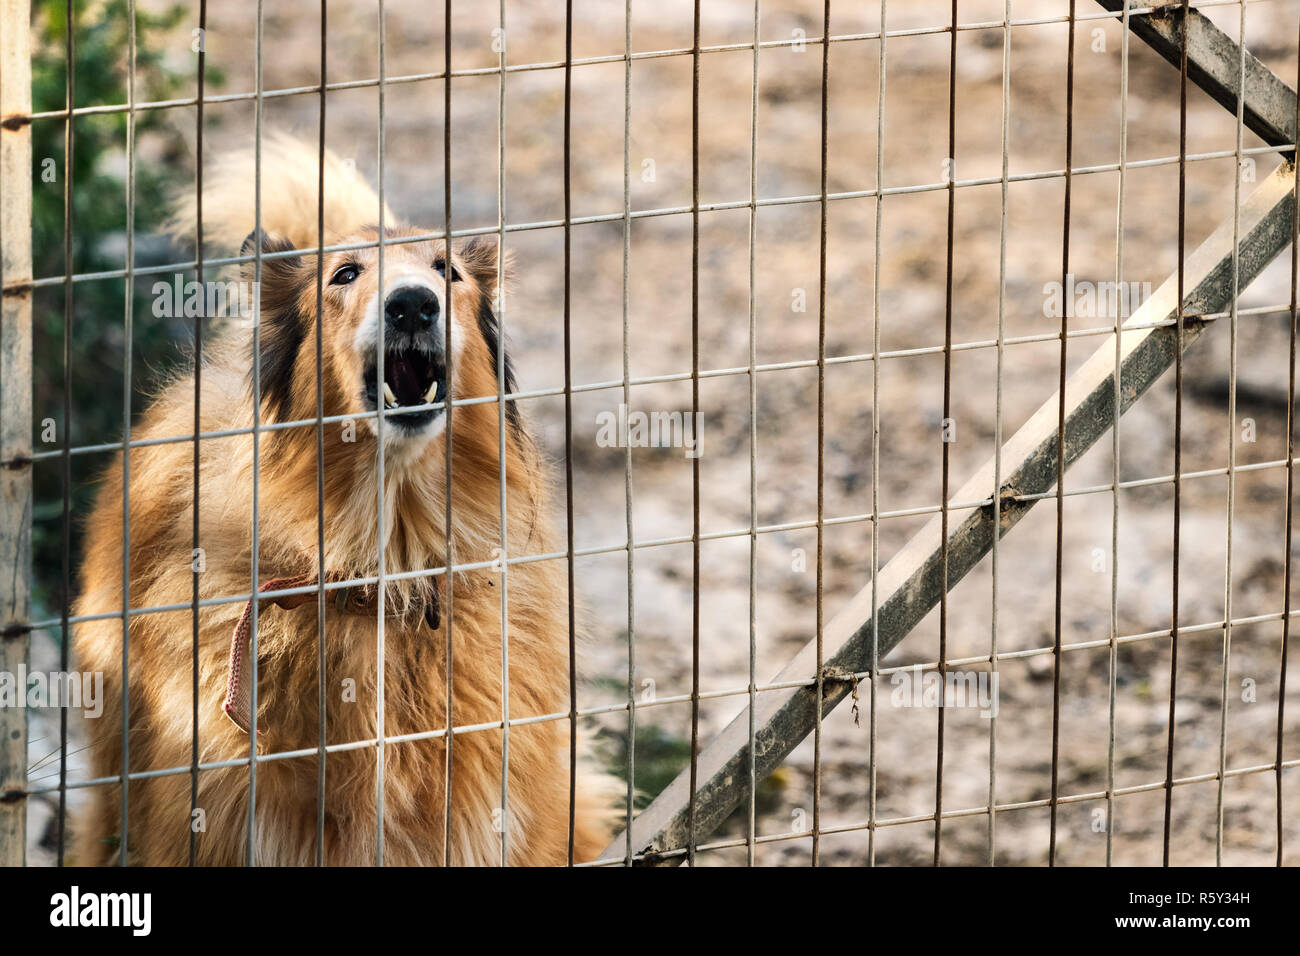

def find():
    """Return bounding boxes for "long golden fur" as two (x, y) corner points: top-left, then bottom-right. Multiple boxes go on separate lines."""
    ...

(72, 133), (616, 865)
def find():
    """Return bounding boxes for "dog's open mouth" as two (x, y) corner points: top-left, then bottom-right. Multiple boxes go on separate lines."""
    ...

(363, 347), (447, 428)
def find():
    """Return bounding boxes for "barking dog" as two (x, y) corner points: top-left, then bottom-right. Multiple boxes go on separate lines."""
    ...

(73, 133), (617, 865)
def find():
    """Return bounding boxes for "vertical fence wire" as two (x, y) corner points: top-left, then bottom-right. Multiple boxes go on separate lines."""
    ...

(811, 0), (830, 868)
(935, 0), (958, 867)
(868, 0), (887, 868)
(1280, 10), (1300, 870)
(441, 0), (457, 869)
(57, 0), (74, 869)
(49, 0), (76, 866)
(622, 0), (638, 868)
(120, 0), (137, 872)
(1216, 0), (1249, 866)
(188, 0), (208, 871)
(687, 0), (702, 868)
(496, 0), (511, 869)
(374, 0), (388, 867)
(1048, 0), (1078, 868)
(1164, 0), (1191, 867)
(313, 0), (329, 867)
(246, 0), (266, 867)
(989, 0), (1012, 867)
(562, 0), (577, 868)
(441, 0), (457, 868)
(745, 0), (761, 868)
(1107, 0), (1133, 868)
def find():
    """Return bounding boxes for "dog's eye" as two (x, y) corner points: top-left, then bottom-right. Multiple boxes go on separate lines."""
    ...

(330, 264), (361, 286)
(434, 259), (462, 282)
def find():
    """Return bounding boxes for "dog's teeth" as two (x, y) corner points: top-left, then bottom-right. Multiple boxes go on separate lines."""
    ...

(425, 382), (438, 403)
(383, 382), (398, 407)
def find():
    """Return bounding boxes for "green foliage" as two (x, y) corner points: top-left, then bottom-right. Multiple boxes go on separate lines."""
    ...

(597, 721), (693, 811)
(597, 715), (786, 824)
(29, 0), (197, 612)
(31, 0), (187, 277)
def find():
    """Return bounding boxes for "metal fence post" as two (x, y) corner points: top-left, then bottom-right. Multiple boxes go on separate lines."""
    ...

(0, 0), (33, 867)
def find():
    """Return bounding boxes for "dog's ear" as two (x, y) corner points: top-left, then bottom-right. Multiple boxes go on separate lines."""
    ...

(455, 236), (522, 437)
(241, 229), (308, 422)
(454, 236), (513, 299)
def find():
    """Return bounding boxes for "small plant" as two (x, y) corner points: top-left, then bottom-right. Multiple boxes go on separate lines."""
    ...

(596, 719), (786, 824)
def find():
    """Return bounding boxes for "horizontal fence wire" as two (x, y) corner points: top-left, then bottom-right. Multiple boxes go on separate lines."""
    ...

(4, 299), (1296, 467)
(6, 142), (1297, 294)
(10, 0), (1273, 125)
(578, 756), (1300, 866)
(23, 596), (1300, 800)
(19, 449), (1300, 634)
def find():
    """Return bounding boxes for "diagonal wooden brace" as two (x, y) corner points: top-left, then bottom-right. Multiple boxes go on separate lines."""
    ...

(1095, 0), (1295, 146)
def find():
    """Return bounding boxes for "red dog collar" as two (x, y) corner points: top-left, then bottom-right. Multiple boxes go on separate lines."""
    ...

(222, 572), (442, 734)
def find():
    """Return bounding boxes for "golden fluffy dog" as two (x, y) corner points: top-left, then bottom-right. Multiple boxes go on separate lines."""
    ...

(73, 134), (616, 865)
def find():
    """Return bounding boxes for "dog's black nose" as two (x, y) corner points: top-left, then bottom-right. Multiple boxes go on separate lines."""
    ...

(384, 286), (439, 334)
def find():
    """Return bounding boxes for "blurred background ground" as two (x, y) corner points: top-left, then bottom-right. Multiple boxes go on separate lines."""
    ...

(22, 0), (1300, 865)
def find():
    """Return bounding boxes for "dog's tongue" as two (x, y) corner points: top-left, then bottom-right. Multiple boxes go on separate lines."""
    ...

(385, 352), (426, 405)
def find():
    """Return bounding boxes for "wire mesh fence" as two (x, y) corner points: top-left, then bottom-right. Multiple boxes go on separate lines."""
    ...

(0, 0), (1298, 867)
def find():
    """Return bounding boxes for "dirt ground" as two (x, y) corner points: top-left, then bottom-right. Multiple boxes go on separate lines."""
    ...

(27, 0), (1300, 865)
